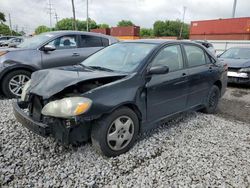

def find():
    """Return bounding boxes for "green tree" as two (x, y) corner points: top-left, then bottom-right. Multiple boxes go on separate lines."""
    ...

(35, 25), (50, 34)
(153, 20), (189, 39)
(55, 18), (98, 31)
(0, 23), (11, 35)
(98, 23), (109, 29)
(117, 20), (134, 27)
(140, 28), (154, 37)
(0, 12), (6, 23)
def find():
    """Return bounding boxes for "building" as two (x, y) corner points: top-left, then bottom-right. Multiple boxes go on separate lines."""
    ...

(91, 26), (140, 40)
(189, 17), (250, 40)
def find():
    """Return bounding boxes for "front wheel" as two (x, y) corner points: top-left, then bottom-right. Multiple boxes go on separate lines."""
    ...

(201, 85), (220, 114)
(91, 107), (139, 157)
(1, 70), (31, 98)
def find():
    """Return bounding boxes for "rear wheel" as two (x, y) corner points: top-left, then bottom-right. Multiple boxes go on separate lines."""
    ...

(201, 85), (220, 114)
(2, 70), (31, 98)
(91, 107), (139, 157)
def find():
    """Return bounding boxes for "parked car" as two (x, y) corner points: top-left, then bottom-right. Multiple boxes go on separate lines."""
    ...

(13, 40), (227, 157)
(8, 37), (24, 48)
(218, 47), (250, 84)
(1, 37), (23, 47)
(0, 36), (16, 46)
(194, 40), (216, 55)
(0, 31), (118, 98)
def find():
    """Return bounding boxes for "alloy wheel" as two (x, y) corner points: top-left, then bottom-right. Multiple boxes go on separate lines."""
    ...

(8, 74), (30, 97)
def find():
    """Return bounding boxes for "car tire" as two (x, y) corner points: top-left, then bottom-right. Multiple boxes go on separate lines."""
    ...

(91, 107), (139, 157)
(1, 70), (31, 98)
(201, 85), (220, 114)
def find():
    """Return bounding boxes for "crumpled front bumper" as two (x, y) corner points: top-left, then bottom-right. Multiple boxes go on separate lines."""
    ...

(12, 101), (91, 144)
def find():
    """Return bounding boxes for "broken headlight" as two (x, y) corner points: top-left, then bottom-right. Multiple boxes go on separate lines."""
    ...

(41, 97), (92, 118)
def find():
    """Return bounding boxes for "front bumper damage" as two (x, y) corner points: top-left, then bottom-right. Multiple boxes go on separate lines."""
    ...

(13, 101), (91, 145)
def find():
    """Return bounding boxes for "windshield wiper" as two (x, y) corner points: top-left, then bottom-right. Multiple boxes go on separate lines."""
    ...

(88, 66), (114, 72)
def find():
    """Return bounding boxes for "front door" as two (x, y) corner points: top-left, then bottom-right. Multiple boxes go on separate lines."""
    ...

(146, 44), (189, 122)
(41, 35), (82, 69)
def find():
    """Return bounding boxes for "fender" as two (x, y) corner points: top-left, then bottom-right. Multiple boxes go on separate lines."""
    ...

(0, 61), (38, 81)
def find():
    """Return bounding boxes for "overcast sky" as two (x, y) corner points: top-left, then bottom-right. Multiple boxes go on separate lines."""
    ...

(0, 0), (249, 34)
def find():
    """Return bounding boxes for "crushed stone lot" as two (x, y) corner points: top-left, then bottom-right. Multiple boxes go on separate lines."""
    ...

(1, 91), (250, 187)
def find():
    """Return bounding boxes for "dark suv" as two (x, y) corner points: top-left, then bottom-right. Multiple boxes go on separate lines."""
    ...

(13, 40), (227, 157)
(0, 31), (118, 98)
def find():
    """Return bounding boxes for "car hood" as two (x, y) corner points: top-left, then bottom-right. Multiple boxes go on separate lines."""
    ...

(29, 67), (127, 99)
(219, 58), (250, 68)
(0, 47), (32, 52)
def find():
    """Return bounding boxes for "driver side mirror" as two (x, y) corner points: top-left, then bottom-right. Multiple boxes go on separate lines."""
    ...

(42, 45), (56, 52)
(148, 65), (169, 75)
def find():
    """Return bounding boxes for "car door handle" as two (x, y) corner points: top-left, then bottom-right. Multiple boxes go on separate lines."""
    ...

(209, 66), (213, 72)
(72, 53), (80, 57)
(182, 73), (187, 76)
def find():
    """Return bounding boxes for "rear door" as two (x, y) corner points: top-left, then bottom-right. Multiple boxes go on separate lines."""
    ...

(41, 35), (82, 68)
(78, 35), (106, 61)
(183, 44), (215, 107)
(146, 44), (189, 122)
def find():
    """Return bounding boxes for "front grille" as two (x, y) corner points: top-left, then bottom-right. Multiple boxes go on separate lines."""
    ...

(30, 95), (43, 122)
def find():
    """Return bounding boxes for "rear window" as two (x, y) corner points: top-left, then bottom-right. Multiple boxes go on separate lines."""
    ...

(184, 45), (206, 67)
(80, 35), (103, 47)
(102, 38), (109, 47)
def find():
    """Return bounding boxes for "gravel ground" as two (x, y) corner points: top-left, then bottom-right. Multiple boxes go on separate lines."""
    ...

(1, 98), (250, 187)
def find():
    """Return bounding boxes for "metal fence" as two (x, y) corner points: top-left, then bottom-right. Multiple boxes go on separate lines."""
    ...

(208, 40), (250, 55)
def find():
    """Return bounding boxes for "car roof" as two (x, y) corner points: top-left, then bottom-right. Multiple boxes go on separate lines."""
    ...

(122, 39), (199, 45)
(41, 31), (117, 41)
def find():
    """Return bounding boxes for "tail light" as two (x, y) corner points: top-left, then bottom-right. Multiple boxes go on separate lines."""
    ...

(223, 63), (228, 71)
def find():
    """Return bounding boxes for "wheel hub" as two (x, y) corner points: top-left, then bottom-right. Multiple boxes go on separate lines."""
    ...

(107, 116), (134, 151)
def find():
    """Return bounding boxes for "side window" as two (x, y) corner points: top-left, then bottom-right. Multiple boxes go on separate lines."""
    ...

(184, 45), (206, 67)
(80, 35), (102, 47)
(47, 35), (77, 49)
(151, 45), (184, 72)
(101, 38), (109, 47)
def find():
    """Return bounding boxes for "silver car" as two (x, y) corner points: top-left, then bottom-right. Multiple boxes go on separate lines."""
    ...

(0, 31), (118, 98)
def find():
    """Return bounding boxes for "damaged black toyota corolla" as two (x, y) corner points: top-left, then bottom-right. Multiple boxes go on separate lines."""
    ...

(13, 40), (228, 157)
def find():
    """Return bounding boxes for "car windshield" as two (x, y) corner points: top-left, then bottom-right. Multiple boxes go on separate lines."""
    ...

(220, 48), (250, 59)
(81, 42), (156, 73)
(18, 33), (55, 48)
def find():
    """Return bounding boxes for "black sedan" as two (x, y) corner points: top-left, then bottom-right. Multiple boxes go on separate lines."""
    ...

(13, 40), (227, 157)
(219, 47), (250, 84)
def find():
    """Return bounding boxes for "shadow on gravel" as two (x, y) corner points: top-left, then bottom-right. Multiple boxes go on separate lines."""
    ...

(218, 99), (250, 124)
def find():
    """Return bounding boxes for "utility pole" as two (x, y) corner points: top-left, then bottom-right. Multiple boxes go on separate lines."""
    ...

(232, 0), (237, 18)
(86, 0), (89, 31)
(71, 0), (77, 30)
(48, 0), (53, 30)
(8, 13), (13, 35)
(179, 6), (186, 39)
(54, 12), (59, 25)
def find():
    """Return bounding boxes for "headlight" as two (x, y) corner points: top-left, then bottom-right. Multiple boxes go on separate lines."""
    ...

(41, 97), (92, 118)
(0, 51), (8, 56)
(21, 80), (31, 101)
(239, 67), (250, 73)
